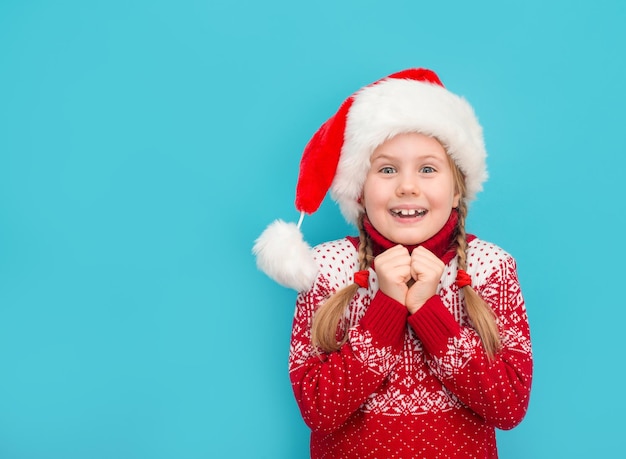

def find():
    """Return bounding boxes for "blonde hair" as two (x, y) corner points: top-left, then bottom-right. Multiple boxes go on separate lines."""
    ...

(311, 161), (501, 359)
(450, 163), (501, 360)
(310, 214), (373, 352)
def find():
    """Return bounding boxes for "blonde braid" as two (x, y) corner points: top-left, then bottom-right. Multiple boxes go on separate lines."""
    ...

(357, 213), (374, 270)
(311, 214), (372, 352)
(455, 200), (501, 360)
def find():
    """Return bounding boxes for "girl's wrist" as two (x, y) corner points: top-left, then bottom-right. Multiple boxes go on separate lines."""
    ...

(407, 301), (425, 315)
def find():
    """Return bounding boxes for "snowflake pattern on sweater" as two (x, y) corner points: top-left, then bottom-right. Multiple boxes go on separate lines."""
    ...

(289, 237), (532, 459)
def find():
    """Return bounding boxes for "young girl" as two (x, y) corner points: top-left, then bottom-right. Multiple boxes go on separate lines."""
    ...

(254, 68), (532, 458)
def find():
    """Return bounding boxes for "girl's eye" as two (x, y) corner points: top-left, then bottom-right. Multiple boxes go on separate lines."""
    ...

(420, 166), (436, 173)
(379, 166), (396, 174)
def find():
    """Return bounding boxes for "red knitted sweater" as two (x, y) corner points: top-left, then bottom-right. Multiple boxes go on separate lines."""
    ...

(288, 227), (532, 458)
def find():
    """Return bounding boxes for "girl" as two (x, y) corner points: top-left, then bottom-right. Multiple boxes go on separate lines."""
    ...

(254, 68), (532, 458)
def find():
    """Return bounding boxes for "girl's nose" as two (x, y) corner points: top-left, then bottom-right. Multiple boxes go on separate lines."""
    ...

(396, 176), (420, 196)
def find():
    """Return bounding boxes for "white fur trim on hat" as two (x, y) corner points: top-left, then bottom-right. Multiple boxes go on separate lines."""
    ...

(331, 77), (488, 225)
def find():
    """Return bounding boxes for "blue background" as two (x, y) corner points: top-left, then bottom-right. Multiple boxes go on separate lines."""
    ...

(1, 0), (624, 457)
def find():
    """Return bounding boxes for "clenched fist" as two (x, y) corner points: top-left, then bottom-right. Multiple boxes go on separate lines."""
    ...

(406, 246), (444, 314)
(375, 245), (444, 314)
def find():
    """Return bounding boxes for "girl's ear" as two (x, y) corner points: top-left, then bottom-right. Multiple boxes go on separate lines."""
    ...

(452, 191), (461, 209)
(357, 195), (366, 213)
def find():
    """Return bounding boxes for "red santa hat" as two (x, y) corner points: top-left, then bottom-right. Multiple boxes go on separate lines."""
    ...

(253, 68), (488, 291)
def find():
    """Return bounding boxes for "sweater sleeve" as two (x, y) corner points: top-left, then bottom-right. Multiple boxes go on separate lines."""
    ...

(289, 274), (407, 434)
(407, 254), (533, 430)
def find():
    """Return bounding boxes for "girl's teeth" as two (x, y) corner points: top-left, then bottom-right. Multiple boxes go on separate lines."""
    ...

(394, 209), (426, 216)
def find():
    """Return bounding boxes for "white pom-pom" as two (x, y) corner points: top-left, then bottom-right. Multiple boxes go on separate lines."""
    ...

(252, 219), (318, 292)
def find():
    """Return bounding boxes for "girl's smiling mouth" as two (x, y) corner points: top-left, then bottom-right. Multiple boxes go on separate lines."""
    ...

(390, 208), (428, 217)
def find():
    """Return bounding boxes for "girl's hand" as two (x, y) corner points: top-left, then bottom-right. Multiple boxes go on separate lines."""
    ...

(406, 246), (445, 314)
(374, 245), (412, 305)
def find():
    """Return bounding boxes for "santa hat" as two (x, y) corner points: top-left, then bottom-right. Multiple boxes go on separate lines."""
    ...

(253, 68), (487, 291)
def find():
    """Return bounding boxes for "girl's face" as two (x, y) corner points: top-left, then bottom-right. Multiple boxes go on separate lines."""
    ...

(362, 132), (460, 246)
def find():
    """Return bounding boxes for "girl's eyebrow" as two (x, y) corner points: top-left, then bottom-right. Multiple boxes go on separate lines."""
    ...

(371, 153), (446, 163)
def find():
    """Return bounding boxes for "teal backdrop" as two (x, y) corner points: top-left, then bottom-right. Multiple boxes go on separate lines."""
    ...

(1, 1), (624, 457)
